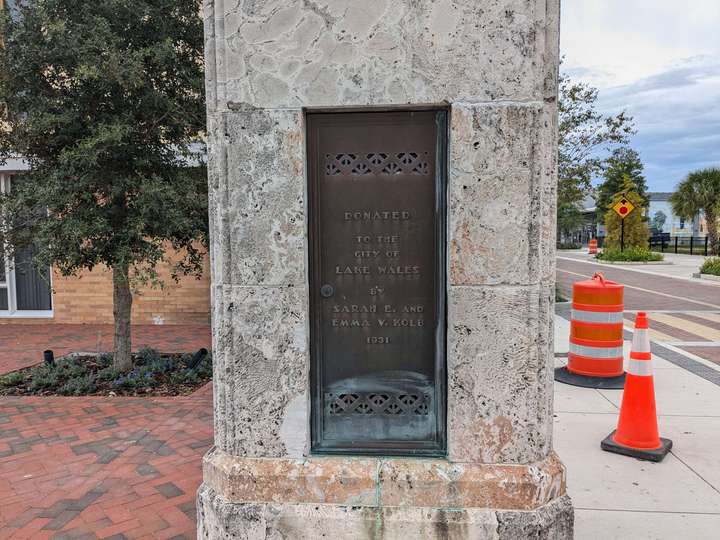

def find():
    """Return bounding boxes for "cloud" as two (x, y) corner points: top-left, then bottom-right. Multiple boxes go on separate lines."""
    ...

(561, 1), (720, 191)
(593, 58), (720, 190)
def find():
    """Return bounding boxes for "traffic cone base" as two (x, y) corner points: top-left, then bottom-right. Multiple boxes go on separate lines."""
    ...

(554, 366), (626, 389)
(601, 430), (672, 463)
(600, 312), (673, 462)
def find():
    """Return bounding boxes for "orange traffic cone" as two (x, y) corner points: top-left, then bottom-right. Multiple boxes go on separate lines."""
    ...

(601, 312), (673, 462)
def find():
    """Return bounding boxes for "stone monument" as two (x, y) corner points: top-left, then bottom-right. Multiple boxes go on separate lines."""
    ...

(198, 0), (573, 537)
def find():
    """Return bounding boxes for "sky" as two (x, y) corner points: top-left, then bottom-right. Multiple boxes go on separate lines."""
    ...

(561, 0), (720, 192)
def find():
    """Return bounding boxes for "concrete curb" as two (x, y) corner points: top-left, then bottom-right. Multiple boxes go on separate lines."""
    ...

(694, 273), (720, 282)
(594, 260), (671, 266)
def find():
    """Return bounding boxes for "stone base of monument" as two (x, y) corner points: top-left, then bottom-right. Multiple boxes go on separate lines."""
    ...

(196, 448), (574, 539)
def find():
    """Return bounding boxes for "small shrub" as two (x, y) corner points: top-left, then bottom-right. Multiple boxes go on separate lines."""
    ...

(136, 347), (161, 365)
(597, 247), (664, 262)
(98, 353), (113, 368)
(0, 351), (212, 397)
(700, 257), (720, 276)
(557, 242), (582, 250)
(59, 375), (97, 396)
(96, 366), (120, 383)
(0, 371), (25, 388)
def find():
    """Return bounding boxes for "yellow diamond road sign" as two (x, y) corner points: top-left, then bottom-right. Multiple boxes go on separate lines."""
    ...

(612, 198), (635, 219)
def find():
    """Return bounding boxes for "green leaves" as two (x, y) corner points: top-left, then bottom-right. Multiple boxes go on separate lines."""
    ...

(603, 176), (650, 251)
(596, 147), (648, 220)
(597, 247), (663, 263)
(558, 71), (636, 237)
(700, 257), (720, 276)
(0, 0), (207, 279)
(670, 168), (720, 255)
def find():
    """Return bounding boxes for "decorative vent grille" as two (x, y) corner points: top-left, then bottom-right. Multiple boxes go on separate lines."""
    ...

(325, 152), (430, 176)
(326, 392), (430, 416)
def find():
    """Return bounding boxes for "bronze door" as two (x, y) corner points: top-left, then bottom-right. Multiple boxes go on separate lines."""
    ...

(307, 110), (447, 455)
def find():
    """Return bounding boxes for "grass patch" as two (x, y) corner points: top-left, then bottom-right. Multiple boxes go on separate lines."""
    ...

(0, 347), (212, 397)
(700, 257), (720, 276)
(596, 247), (664, 262)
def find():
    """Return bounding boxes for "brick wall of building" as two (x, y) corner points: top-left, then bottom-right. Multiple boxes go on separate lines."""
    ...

(1, 251), (211, 325)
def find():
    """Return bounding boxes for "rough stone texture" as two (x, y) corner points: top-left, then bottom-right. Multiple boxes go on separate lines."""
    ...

(198, 485), (572, 539)
(211, 284), (308, 457)
(205, 0), (553, 110)
(205, 0), (562, 463)
(448, 102), (552, 287)
(202, 0), (570, 536)
(497, 495), (574, 539)
(447, 285), (554, 464)
(198, 483), (501, 540)
(208, 109), (306, 288)
(203, 448), (566, 510)
(203, 449), (378, 506)
(378, 453), (565, 510)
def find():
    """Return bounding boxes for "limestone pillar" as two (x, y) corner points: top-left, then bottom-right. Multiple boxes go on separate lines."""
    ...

(199, 1), (573, 537)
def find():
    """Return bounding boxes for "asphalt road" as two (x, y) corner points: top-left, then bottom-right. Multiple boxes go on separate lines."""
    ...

(556, 258), (720, 311)
(557, 256), (720, 365)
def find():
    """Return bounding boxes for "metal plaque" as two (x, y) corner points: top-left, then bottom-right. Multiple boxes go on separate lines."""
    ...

(307, 110), (447, 456)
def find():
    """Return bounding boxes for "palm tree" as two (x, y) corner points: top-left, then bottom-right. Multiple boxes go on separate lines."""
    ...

(670, 168), (720, 255)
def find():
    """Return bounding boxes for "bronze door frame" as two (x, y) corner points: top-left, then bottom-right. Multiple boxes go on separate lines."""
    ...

(306, 106), (448, 456)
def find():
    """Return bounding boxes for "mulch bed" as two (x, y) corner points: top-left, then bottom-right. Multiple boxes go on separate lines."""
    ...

(0, 348), (212, 397)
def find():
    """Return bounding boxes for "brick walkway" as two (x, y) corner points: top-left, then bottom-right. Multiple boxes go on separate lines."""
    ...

(0, 325), (211, 374)
(0, 385), (212, 539)
(0, 324), (214, 539)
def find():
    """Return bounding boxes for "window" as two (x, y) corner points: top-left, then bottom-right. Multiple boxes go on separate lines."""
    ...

(0, 173), (53, 317)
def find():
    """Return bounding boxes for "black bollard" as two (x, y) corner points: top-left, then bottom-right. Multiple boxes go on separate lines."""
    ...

(43, 350), (55, 366)
(187, 348), (208, 370)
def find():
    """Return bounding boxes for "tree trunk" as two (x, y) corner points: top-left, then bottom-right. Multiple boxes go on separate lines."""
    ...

(112, 264), (133, 372)
(707, 208), (719, 256)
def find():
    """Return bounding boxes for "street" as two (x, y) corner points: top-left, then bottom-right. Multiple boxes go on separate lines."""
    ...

(555, 251), (720, 539)
(557, 252), (720, 365)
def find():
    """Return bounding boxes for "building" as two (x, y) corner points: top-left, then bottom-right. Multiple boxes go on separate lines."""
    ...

(0, 161), (210, 324)
(648, 192), (706, 237)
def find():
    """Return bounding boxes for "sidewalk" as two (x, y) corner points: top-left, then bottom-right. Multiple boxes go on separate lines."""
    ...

(554, 313), (720, 539)
(0, 385), (212, 539)
(558, 250), (715, 282)
(0, 324), (214, 538)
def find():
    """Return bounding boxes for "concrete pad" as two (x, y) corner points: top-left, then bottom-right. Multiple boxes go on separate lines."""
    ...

(647, 355), (683, 370)
(599, 367), (720, 417)
(661, 416), (720, 492)
(554, 412), (720, 513)
(554, 313), (570, 354)
(575, 509), (720, 540)
(554, 382), (618, 414)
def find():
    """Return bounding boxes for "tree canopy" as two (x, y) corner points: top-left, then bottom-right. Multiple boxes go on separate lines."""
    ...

(670, 168), (720, 255)
(596, 147), (647, 220)
(0, 0), (207, 369)
(651, 210), (667, 233)
(603, 176), (649, 251)
(557, 72), (635, 238)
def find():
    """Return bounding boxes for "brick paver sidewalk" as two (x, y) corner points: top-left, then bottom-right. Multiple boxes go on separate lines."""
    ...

(0, 384), (212, 539)
(0, 324), (214, 539)
(0, 324), (211, 374)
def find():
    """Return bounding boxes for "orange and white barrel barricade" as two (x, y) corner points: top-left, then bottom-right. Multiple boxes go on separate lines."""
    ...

(588, 239), (598, 255)
(601, 312), (672, 461)
(555, 273), (626, 389)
